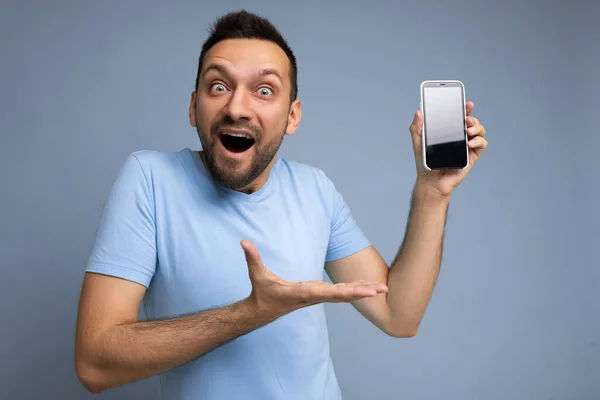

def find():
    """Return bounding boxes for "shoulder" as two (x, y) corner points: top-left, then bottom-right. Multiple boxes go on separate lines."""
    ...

(275, 158), (340, 212)
(127, 148), (190, 171)
(120, 148), (196, 182)
(106, 149), (198, 200)
(276, 158), (336, 192)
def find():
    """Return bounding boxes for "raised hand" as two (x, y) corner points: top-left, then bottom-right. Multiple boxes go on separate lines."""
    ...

(240, 240), (388, 319)
(409, 101), (488, 197)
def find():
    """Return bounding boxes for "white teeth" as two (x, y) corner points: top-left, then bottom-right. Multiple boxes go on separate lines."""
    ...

(223, 132), (251, 139)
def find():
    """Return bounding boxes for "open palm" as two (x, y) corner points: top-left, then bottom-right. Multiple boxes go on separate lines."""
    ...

(241, 240), (388, 316)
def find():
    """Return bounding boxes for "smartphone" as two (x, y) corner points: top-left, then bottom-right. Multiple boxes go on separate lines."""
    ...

(420, 80), (469, 170)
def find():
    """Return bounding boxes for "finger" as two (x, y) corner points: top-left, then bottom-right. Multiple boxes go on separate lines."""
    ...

(466, 116), (480, 128)
(467, 124), (485, 137)
(241, 240), (265, 271)
(295, 280), (388, 304)
(409, 110), (424, 156)
(409, 110), (423, 138)
(338, 280), (382, 287)
(296, 282), (359, 303)
(370, 283), (389, 293)
(468, 136), (488, 150)
(327, 284), (377, 300)
(333, 282), (388, 301)
(465, 101), (474, 116)
(346, 281), (388, 293)
(348, 283), (388, 298)
(349, 286), (379, 298)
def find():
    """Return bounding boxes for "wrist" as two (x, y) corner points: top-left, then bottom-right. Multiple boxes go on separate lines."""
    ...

(241, 295), (285, 324)
(413, 182), (451, 207)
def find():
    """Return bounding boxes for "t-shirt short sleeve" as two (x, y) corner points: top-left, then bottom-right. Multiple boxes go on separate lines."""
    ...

(321, 173), (371, 262)
(85, 153), (157, 287)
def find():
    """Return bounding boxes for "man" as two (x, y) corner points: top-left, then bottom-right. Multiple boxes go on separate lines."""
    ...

(74, 9), (487, 399)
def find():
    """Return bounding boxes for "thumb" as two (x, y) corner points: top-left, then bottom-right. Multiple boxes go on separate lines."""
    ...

(241, 240), (265, 272)
(409, 110), (424, 154)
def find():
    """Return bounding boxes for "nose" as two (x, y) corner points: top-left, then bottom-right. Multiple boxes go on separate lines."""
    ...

(223, 88), (253, 121)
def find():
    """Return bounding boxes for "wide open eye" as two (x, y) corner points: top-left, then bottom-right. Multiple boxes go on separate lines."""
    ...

(210, 83), (228, 93)
(257, 87), (273, 96)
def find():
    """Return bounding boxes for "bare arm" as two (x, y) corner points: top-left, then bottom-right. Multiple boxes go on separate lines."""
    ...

(325, 106), (487, 338)
(75, 241), (387, 394)
(74, 272), (276, 394)
(325, 185), (447, 337)
(385, 186), (448, 334)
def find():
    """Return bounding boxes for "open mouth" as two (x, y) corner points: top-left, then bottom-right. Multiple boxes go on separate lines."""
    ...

(219, 132), (255, 154)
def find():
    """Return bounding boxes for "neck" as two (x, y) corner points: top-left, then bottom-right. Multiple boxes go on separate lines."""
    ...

(199, 151), (278, 195)
(238, 164), (273, 194)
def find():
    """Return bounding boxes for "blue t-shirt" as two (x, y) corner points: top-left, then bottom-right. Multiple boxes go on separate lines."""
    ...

(86, 148), (371, 400)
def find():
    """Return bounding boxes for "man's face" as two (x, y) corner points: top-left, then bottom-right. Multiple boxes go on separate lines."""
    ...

(190, 38), (301, 192)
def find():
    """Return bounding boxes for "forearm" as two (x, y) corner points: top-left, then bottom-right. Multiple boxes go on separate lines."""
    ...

(386, 184), (449, 334)
(76, 298), (276, 393)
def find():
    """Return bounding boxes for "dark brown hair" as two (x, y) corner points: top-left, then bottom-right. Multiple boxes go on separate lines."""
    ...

(195, 10), (298, 102)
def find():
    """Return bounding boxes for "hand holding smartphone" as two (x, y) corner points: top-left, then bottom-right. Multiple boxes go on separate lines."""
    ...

(420, 80), (469, 170)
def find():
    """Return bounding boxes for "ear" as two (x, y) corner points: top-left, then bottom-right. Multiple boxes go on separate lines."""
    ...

(285, 100), (302, 136)
(189, 91), (197, 127)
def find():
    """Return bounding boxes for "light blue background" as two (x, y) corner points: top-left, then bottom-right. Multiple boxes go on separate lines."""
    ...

(1, 1), (598, 399)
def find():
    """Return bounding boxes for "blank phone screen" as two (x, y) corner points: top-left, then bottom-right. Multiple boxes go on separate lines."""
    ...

(422, 83), (468, 169)
(423, 86), (465, 146)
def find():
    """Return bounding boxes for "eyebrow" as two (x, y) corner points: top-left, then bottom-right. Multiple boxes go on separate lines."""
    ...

(202, 63), (229, 78)
(256, 68), (284, 85)
(202, 63), (284, 85)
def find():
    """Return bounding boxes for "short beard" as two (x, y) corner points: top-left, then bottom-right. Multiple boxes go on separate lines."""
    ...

(197, 117), (287, 191)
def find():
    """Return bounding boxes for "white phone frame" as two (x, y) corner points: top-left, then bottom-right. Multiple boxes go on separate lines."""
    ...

(419, 80), (469, 171)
